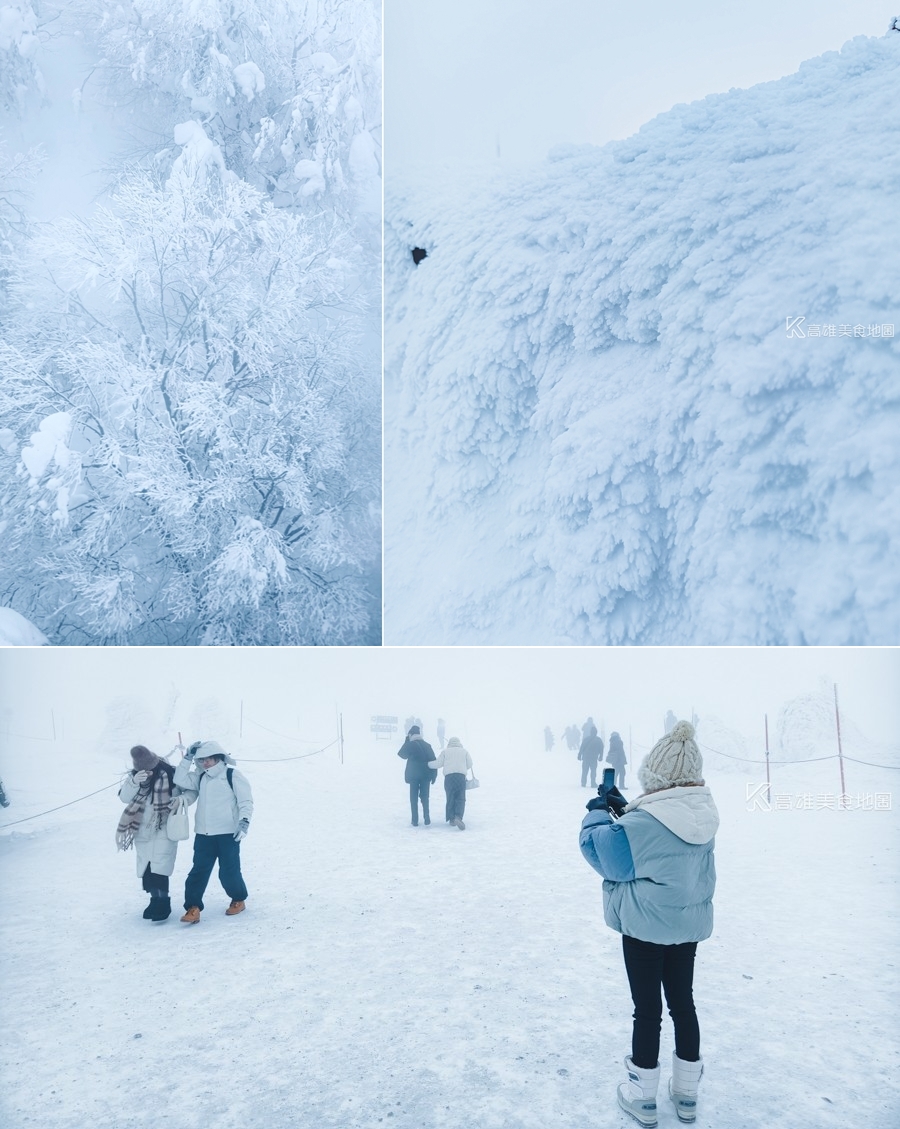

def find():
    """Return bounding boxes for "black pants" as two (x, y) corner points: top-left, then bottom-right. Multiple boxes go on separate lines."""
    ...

(622, 935), (700, 1068)
(184, 833), (248, 910)
(141, 862), (169, 896)
(444, 773), (467, 822)
(581, 759), (598, 787)
(613, 764), (625, 789)
(409, 780), (431, 825)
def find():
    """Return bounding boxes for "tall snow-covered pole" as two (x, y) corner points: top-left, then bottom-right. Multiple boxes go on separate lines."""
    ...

(239, 700), (243, 739)
(51, 710), (56, 741)
(834, 684), (846, 797)
(764, 714), (771, 800)
(339, 712), (344, 765)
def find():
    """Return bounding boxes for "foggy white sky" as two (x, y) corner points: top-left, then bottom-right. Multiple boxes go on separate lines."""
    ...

(387, 0), (894, 172)
(0, 648), (897, 762)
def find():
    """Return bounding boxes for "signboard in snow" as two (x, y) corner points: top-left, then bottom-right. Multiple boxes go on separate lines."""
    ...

(370, 715), (399, 738)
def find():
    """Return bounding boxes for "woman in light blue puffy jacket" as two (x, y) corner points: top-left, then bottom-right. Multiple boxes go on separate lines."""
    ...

(579, 721), (718, 1128)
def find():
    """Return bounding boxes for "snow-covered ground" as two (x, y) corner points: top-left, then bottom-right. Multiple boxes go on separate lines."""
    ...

(2, 720), (897, 1128)
(385, 30), (900, 645)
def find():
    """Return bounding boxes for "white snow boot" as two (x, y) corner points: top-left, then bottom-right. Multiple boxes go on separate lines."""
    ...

(668, 1053), (703, 1123)
(617, 1057), (659, 1127)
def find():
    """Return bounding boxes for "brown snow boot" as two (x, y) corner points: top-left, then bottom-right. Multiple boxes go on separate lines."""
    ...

(180, 906), (201, 924)
(226, 900), (246, 916)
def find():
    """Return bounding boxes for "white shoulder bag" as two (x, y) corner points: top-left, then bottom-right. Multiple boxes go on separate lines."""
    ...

(166, 794), (190, 841)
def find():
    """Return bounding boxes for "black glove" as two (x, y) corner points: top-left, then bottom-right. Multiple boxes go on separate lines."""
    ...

(185, 741), (201, 760)
(586, 784), (627, 816)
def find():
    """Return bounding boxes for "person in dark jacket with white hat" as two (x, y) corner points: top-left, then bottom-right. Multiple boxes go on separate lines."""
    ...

(174, 740), (253, 923)
(579, 721), (718, 1127)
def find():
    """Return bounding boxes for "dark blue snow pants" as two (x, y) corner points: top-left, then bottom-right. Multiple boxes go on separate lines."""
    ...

(184, 833), (248, 910)
(444, 773), (467, 822)
(409, 780), (431, 825)
(622, 935), (700, 1068)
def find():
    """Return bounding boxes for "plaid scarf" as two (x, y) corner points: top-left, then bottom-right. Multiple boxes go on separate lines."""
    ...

(116, 765), (174, 851)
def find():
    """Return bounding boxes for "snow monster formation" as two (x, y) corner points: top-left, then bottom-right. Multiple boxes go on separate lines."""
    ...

(385, 31), (900, 645)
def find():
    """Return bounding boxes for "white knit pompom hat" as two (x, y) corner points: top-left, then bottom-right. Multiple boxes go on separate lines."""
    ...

(638, 720), (703, 791)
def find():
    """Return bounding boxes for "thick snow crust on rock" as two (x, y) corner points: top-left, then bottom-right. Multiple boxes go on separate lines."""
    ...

(385, 34), (900, 645)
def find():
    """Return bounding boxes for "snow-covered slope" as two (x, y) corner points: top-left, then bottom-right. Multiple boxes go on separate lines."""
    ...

(385, 31), (900, 644)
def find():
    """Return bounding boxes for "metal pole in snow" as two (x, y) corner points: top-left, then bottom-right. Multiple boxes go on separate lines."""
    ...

(834, 684), (846, 797)
(764, 714), (771, 800)
(239, 700), (243, 739)
(51, 711), (56, 741)
(339, 712), (344, 765)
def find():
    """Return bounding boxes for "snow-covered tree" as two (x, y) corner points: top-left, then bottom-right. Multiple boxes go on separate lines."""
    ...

(0, 0), (43, 114)
(69, 0), (381, 225)
(0, 157), (379, 645)
(0, 142), (42, 307)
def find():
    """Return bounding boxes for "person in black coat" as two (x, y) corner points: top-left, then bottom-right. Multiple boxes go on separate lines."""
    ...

(578, 724), (604, 788)
(397, 725), (437, 826)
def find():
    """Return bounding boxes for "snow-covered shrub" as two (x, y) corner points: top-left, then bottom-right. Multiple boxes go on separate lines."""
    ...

(0, 162), (379, 645)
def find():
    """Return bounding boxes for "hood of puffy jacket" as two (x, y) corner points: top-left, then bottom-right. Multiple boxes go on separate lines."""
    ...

(197, 740), (235, 766)
(624, 785), (719, 844)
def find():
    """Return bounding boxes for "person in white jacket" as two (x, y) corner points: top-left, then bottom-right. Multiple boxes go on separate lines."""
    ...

(428, 736), (474, 829)
(173, 740), (253, 924)
(116, 745), (189, 921)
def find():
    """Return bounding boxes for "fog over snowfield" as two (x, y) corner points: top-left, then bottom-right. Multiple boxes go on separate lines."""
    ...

(385, 30), (900, 645)
(1, 647), (898, 1128)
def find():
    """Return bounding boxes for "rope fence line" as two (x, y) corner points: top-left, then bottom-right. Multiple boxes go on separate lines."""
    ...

(631, 739), (899, 770)
(242, 718), (331, 744)
(238, 738), (339, 763)
(0, 738), (340, 830)
(0, 781), (122, 828)
(843, 755), (900, 770)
